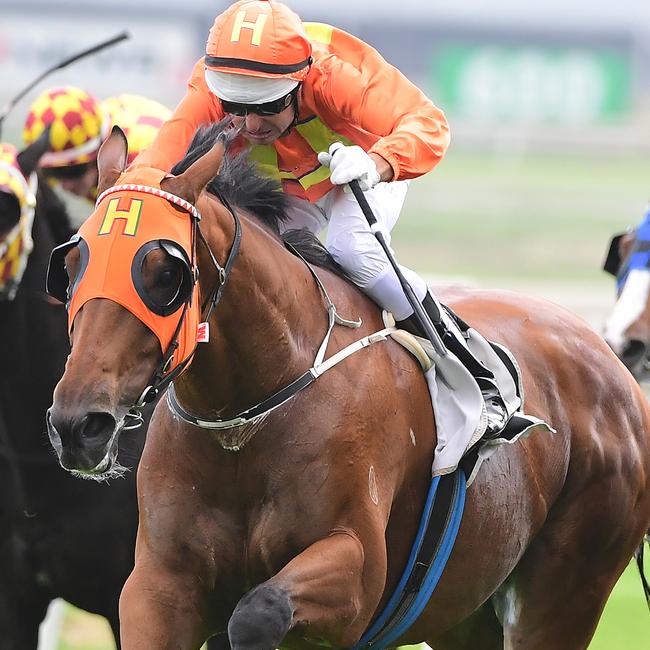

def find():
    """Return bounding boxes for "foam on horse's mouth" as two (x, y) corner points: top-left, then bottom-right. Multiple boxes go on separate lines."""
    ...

(68, 416), (129, 482)
(70, 449), (129, 483)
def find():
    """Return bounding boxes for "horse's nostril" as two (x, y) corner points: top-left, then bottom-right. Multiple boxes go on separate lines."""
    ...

(78, 411), (117, 443)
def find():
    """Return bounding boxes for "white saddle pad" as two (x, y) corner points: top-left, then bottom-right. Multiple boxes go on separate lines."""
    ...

(385, 312), (554, 484)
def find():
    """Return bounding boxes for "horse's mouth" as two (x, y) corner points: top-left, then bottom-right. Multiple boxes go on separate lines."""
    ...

(46, 409), (128, 481)
(69, 445), (129, 482)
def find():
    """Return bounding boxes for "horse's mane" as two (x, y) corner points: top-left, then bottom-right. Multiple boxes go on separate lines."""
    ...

(171, 122), (345, 278)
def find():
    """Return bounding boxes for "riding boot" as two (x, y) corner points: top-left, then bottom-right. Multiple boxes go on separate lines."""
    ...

(396, 292), (508, 435)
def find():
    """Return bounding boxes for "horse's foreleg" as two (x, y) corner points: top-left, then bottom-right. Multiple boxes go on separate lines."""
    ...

(119, 565), (211, 650)
(228, 528), (384, 650)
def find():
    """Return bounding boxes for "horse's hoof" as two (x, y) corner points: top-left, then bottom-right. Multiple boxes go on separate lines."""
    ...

(228, 583), (293, 650)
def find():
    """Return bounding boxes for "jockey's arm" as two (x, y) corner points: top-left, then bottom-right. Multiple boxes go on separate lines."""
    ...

(310, 57), (450, 182)
(369, 153), (394, 182)
(133, 59), (223, 172)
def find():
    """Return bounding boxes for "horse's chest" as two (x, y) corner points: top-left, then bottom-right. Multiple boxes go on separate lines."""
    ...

(243, 508), (315, 579)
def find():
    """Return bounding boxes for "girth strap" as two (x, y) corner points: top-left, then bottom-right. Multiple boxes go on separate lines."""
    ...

(352, 469), (466, 649)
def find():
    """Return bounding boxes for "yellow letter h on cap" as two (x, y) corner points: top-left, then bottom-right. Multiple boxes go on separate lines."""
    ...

(230, 11), (268, 46)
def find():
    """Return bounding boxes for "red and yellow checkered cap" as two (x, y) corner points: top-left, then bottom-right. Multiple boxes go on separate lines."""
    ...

(23, 86), (110, 168)
(0, 143), (32, 207)
(101, 95), (171, 165)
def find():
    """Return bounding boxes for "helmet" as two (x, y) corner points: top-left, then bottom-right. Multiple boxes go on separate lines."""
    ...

(0, 144), (33, 207)
(23, 86), (109, 168)
(205, 0), (311, 103)
(101, 95), (172, 165)
(0, 143), (37, 299)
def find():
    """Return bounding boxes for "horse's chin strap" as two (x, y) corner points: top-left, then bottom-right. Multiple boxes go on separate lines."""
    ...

(166, 250), (397, 433)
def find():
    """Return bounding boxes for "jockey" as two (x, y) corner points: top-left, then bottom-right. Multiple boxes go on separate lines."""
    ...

(135, 0), (506, 425)
(23, 87), (171, 202)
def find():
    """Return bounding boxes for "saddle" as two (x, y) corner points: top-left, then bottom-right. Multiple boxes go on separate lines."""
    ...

(385, 309), (553, 484)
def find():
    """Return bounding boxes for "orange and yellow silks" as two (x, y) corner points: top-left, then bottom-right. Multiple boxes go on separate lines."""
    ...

(67, 167), (201, 374)
(0, 144), (37, 299)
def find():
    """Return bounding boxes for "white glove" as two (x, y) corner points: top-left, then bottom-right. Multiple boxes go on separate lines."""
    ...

(317, 142), (381, 192)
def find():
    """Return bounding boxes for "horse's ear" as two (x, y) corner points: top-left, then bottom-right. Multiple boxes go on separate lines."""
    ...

(16, 125), (52, 177)
(163, 137), (225, 205)
(97, 126), (129, 196)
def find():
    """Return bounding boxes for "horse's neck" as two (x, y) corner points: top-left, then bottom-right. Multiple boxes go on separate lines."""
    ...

(176, 207), (328, 418)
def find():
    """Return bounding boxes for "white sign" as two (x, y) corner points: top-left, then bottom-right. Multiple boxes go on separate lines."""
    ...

(0, 11), (202, 140)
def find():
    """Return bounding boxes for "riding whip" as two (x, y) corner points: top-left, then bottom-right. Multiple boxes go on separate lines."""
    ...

(0, 31), (130, 138)
(348, 179), (447, 357)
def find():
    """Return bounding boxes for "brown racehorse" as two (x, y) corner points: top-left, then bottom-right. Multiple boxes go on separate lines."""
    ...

(46, 124), (650, 650)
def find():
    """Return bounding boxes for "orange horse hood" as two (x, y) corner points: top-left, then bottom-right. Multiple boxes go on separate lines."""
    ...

(64, 167), (201, 375)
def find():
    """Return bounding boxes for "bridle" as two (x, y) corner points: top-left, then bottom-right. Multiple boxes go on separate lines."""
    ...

(124, 186), (243, 424)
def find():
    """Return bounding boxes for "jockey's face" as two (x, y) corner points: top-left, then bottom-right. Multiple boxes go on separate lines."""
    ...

(232, 104), (296, 145)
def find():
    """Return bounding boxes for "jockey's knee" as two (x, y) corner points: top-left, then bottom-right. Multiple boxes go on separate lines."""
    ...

(327, 230), (389, 289)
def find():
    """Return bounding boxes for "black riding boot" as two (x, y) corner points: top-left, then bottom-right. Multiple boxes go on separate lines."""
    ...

(396, 292), (507, 433)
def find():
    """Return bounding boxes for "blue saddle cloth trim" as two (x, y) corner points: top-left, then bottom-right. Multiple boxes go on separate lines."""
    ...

(351, 468), (466, 649)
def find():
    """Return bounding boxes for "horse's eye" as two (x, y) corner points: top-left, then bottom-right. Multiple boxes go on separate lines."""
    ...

(133, 243), (191, 316)
(157, 267), (179, 290)
(147, 262), (182, 307)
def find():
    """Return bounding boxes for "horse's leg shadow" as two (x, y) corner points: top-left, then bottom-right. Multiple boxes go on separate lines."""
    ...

(428, 602), (503, 650)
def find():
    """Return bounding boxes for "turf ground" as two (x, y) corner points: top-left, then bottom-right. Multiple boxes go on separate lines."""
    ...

(54, 148), (650, 648)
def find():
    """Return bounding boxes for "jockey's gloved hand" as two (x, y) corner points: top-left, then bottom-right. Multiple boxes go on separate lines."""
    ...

(318, 142), (381, 192)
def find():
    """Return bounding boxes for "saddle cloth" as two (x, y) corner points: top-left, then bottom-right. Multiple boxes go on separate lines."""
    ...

(385, 312), (554, 485)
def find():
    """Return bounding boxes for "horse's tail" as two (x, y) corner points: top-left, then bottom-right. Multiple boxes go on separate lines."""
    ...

(635, 530), (650, 611)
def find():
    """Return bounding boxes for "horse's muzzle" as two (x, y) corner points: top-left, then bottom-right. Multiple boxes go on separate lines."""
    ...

(46, 407), (118, 473)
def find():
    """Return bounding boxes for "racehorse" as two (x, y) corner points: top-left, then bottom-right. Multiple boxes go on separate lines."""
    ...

(0, 134), (146, 648)
(603, 219), (650, 380)
(47, 123), (650, 650)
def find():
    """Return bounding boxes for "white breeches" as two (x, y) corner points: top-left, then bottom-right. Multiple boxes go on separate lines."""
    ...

(280, 182), (427, 321)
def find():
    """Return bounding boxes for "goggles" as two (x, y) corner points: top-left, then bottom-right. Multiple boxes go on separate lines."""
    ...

(220, 88), (296, 117)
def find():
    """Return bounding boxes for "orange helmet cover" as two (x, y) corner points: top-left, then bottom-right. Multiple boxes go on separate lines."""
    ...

(205, 0), (311, 81)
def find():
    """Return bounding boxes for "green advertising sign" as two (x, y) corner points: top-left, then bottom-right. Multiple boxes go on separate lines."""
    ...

(432, 44), (631, 123)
